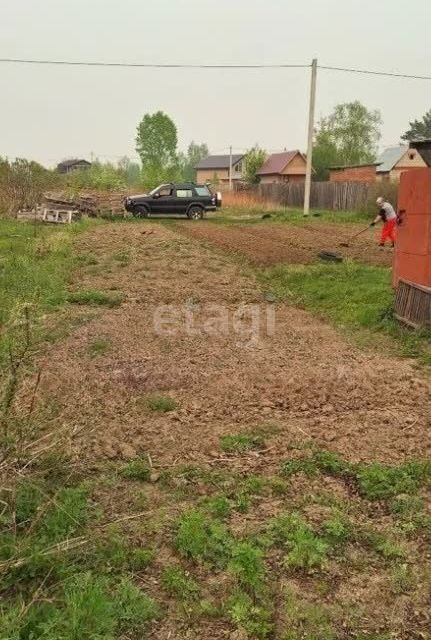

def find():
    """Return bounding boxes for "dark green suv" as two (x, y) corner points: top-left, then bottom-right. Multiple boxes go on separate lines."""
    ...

(124, 182), (222, 219)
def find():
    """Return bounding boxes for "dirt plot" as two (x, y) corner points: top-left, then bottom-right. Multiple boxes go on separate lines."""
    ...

(176, 221), (393, 267)
(31, 222), (430, 470)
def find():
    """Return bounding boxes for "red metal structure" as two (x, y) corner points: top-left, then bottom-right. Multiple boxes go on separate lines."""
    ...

(393, 164), (431, 327)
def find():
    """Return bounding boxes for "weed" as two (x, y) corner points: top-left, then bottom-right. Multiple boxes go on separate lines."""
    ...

(284, 590), (336, 640)
(161, 565), (200, 600)
(228, 590), (273, 639)
(119, 459), (151, 482)
(200, 495), (231, 519)
(76, 253), (98, 266)
(113, 250), (131, 265)
(312, 449), (350, 475)
(356, 461), (430, 500)
(389, 563), (415, 595)
(281, 458), (319, 478)
(67, 289), (123, 307)
(39, 486), (89, 543)
(229, 542), (265, 592)
(322, 512), (352, 547)
(220, 432), (265, 454)
(375, 536), (406, 560)
(176, 510), (232, 567)
(87, 337), (112, 357)
(144, 394), (177, 413)
(270, 514), (329, 571)
(268, 477), (289, 496)
(91, 530), (153, 572)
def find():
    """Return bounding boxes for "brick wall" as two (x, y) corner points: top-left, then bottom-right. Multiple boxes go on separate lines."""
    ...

(330, 165), (377, 183)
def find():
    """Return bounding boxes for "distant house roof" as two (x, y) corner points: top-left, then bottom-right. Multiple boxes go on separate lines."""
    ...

(195, 154), (244, 170)
(57, 158), (91, 172)
(409, 139), (431, 166)
(376, 146), (408, 173)
(329, 162), (381, 170)
(257, 150), (304, 175)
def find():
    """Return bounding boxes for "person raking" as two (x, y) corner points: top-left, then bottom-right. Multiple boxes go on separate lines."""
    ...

(370, 197), (397, 247)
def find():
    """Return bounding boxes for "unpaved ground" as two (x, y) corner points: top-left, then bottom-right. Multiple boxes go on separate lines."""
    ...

(21, 221), (431, 640)
(176, 221), (393, 267)
(33, 222), (430, 470)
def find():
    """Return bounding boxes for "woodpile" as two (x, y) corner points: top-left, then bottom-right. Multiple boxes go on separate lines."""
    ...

(43, 190), (128, 217)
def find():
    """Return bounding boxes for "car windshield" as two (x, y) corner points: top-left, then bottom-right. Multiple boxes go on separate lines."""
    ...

(195, 186), (211, 196)
(149, 184), (167, 196)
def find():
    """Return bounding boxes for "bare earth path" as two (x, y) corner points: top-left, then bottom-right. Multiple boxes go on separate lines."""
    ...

(36, 222), (431, 470)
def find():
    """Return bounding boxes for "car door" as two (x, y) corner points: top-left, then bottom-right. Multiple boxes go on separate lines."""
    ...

(174, 187), (194, 215)
(152, 185), (174, 214)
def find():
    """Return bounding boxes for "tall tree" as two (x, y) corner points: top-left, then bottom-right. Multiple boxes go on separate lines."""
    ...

(179, 142), (209, 182)
(243, 146), (267, 184)
(135, 111), (178, 171)
(312, 101), (382, 180)
(401, 109), (431, 141)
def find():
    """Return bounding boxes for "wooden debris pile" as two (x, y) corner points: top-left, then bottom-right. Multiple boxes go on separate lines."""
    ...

(43, 190), (128, 217)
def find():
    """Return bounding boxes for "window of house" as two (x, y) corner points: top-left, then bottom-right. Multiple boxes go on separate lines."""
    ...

(234, 162), (242, 172)
(409, 152), (415, 160)
(176, 189), (193, 198)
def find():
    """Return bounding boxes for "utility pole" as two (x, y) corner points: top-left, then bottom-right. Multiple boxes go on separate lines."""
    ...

(229, 145), (233, 191)
(303, 58), (317, 217)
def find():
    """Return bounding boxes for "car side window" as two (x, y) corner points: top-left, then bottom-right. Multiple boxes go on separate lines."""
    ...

(176, 189), (194, 198)
(158, 187), (173, 197)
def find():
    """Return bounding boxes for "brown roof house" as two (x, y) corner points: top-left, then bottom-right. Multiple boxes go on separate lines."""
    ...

(329, 163), (381, 183)
(257, 150), (307, 184)
(195, 154), (245, 185)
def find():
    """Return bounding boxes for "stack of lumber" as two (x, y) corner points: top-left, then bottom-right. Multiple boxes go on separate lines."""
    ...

(43, 190), (127, 217)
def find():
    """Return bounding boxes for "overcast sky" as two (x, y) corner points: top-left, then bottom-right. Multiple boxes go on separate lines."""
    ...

(1, 0), (430, 167)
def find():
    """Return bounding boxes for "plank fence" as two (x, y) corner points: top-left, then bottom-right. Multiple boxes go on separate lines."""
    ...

(241, 181), (398, 212)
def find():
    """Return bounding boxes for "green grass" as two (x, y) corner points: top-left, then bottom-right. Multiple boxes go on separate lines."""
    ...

(215, 207), (370, 226)
(67, 289), (123, 307)
(144, 394), (177, 413)
(119, 458), (151, 482)
(161, 565), (200, 600)
(270, 514), (330, 571)
(259, 261), (431, 363)
(220, 432), (265, 454)
(87, 336), (112, 357)
(175, 510), (232, 567)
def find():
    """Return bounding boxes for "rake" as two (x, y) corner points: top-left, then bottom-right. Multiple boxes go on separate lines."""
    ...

(339, 224), (371, 247)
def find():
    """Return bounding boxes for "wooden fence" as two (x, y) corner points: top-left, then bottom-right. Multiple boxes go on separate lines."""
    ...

(245, 181), (398, 212)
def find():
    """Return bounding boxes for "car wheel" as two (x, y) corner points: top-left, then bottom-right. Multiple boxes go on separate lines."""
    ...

(187, 206), (204, 220)
(134, 206), (149, 218)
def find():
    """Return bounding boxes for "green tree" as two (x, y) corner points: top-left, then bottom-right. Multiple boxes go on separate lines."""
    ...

(179, 142), (209, 182)
(135, 111), (178, 187)
(312, 101), (382, 181)
(117, 156), (141, 186)
(401, 109), (431, 141)
(243, 146), (267, 184)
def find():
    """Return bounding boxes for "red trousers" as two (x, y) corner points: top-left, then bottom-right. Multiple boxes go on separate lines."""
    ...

(380, 218), (396, 244)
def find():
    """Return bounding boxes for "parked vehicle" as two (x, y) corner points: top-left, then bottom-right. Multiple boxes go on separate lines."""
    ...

(124, 183), (222, 219)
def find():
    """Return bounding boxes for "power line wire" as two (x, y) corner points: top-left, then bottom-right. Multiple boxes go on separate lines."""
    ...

(319, 65), (431, 81)
(1, 58), (431, 79)
(0, 58), (309, 69)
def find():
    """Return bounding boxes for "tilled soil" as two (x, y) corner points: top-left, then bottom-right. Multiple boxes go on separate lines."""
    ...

(176, 221), (394, 267)
(32, 222), (430, 471)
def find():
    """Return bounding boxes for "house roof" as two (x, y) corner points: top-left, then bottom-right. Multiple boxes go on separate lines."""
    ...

(57, 158), (91, 170)
(329, 162), (381, 170)
(376, 146), (408, 173)
(257, 150), (303, 175)
(409, 139), (431, 167)
(195, 154), (244, 170)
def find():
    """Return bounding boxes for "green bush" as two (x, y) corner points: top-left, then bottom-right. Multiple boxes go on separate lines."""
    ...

(270, 514), (329, 570)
